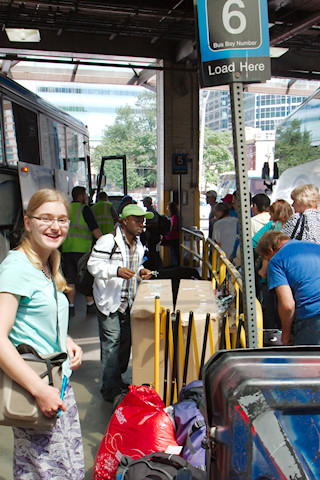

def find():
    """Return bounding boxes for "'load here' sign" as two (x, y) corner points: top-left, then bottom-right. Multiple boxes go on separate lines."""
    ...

(196, 0), (271, 87)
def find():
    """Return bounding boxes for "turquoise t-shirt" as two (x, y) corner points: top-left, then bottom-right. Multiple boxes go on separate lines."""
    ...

(252, 220), (281, 249)
(0, 250), (71, 378)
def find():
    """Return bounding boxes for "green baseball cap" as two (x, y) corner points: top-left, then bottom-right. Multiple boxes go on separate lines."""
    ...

(120, 204), (154, 219)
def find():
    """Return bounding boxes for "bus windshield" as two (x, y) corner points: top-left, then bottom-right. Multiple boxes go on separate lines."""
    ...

(217, 172), (266, 199)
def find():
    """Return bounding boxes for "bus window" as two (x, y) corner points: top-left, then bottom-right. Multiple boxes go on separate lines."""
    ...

(13, 101), (40, 165)
(217, 171), (267, 199)
(66, 128), (86, 185)
(3, 98), (40, 166)
(56, 122), (66, 170)
(77, 133), (86, 158)
(39, 114), (60, 170)
(77, 158), (87, 187)
(249, 178), (266, 195)
(66, 128), (79, 169)
(3, 98), (19, 166)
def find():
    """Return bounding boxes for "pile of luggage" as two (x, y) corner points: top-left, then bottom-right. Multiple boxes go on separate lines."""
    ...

(93, 348), (320, 480)
(92, 381), (207, 480)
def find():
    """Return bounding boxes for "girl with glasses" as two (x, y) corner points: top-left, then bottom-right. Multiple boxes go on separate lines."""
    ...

(0, 188), (84, 479)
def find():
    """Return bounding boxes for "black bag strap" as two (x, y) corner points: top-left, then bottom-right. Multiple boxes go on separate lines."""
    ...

(291, 214), (306, 240)
(92, 232), (118, 258)
(121, 452), (189, 472)
(16, 344), (67, 386)
(185, 419), (206, 455)
(52, 278), (62, 349)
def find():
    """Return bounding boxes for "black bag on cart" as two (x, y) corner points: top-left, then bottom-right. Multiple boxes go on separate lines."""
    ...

(203, 347), (320, 480)
(263, 329), (282, 347)
(116, 452), (206, 480)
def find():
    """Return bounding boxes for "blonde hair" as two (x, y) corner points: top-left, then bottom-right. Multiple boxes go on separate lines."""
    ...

(20, 188), (70, 292)
(291, 184), (319, 209)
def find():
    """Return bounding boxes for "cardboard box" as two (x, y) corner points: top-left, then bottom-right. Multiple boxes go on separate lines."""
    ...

(131, 278), (220, 391)
(175, 279), (220, 386)
(131, 279), (173, 388)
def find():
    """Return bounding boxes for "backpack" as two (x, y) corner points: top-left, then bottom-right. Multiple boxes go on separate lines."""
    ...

(77, 251), (93, 296)
(116, 452), (206, 480)
(173, 381), (207, 470)
(77, 234), (117, 297)
(158, 214), (171, 236)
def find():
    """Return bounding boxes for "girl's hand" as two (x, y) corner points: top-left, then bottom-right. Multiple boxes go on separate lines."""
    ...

(66, 336), (83, 371)
(34, 384), (66, 418)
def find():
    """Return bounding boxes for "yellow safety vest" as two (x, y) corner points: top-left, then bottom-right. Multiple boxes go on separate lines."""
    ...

(62, 202), (92, 253)
(91, 201), (114, 235)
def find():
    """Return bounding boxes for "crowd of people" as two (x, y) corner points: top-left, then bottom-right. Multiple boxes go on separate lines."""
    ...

(207, 183), (320, 347)
(1, 182), (320, 478)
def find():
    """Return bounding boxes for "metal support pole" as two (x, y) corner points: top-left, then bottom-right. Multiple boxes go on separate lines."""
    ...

(229, 82), (258, 348)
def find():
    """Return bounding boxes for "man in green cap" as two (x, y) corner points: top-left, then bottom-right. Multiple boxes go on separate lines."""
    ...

(88, 204), (153, 402)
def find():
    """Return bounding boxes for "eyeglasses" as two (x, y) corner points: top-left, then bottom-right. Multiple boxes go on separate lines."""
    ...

(29, 215), (70, 226)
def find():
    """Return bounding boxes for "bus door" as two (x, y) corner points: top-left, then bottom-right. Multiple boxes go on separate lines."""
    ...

(18, 161), (54, 211)
(97, 155), (127, 212)
(0, 170), (20, 229)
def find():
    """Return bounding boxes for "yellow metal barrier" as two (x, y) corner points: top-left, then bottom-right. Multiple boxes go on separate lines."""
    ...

(181, 227), (263, 348)
(155, 305), (216, 406)
(152, 228), (264, 406)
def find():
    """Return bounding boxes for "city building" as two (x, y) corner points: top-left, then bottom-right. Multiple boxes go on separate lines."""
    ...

(204, 88), (307, 133)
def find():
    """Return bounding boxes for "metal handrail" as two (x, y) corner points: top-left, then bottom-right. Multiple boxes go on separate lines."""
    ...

(181, 227), (263, 348)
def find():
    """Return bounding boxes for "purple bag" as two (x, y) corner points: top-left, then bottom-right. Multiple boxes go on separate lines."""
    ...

(174, 381), (206, 470)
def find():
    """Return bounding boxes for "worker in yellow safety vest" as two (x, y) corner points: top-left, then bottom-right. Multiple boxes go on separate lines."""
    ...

(91, 192), (119, 234)
(62, 186), (102, 317)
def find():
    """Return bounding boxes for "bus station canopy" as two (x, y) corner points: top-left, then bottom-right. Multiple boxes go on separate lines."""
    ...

(0, 0), (318, 82)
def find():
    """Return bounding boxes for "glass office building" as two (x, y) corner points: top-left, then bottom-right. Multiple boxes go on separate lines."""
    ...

(204, 89), (307, 133)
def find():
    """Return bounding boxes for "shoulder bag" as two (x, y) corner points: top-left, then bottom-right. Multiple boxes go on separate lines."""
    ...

(0, 344), (67, 428)
(290, 213), (306, 240)
(0, 276), (67, 429)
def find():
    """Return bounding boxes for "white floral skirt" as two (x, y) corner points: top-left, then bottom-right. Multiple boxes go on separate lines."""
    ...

(13, 382), (84, 480)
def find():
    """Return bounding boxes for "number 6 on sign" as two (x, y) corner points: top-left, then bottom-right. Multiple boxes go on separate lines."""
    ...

(207, 0), (262, 51)
(222, 0), (246, 34)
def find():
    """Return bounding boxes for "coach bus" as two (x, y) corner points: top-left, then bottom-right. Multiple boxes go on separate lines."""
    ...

(272, 86), (320, 203)
(216, 171), (266, 200)
(0, 73), (91, 261)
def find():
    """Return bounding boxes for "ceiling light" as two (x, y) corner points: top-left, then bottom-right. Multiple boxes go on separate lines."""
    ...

(5, 28), (41, 42)
(269, 47), (289, 58)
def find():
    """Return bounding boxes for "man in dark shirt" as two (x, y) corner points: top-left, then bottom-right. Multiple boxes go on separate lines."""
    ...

(142, 196), (162, 270)
(62, 186), (102, 316)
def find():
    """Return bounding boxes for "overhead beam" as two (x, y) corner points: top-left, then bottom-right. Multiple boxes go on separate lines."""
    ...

(270, 12), (320, 47)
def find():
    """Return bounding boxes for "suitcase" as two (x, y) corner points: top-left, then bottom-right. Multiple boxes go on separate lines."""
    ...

(203, 347), (320, 479)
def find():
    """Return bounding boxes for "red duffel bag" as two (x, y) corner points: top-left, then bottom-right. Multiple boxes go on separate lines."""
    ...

(92, 385), (179, 480)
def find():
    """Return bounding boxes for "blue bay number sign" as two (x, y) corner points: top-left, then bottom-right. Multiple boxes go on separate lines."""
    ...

(172, 153), (188, 175)
(196, 0), (271, 87)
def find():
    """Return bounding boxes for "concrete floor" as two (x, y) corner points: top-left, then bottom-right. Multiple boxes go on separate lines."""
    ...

(0, 293), (127, 480)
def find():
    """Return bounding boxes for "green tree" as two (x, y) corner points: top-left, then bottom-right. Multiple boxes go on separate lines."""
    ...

(92, 91), (157, 191)
(275, 119), (320, 174)
(203, 128), (233, 186)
